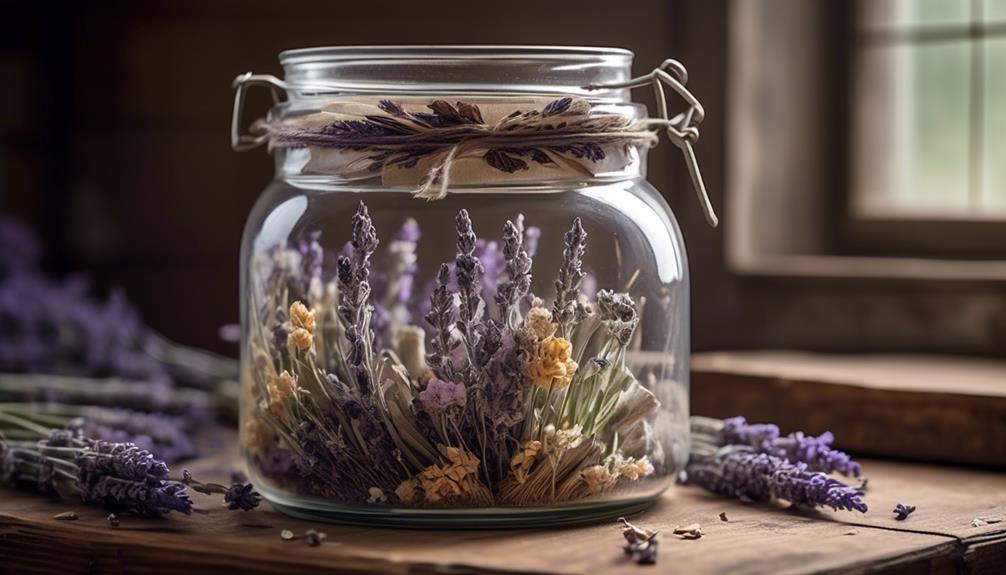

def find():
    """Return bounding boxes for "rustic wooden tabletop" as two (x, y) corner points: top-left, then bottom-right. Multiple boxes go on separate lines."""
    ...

(1, 449), (1004, 575)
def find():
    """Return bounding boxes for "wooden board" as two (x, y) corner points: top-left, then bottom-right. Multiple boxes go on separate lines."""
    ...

(692, 351), (1006, 467)
(2, 448), (1005, 575)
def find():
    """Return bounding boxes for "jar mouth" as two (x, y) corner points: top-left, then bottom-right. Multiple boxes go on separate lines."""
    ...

(277, 45), (634, 99)
(279, 45), (634, 66)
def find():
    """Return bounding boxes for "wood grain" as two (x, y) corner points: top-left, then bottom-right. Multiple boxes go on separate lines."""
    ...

(1, 448), (1004, 575)
(692, 351), (1006, 467)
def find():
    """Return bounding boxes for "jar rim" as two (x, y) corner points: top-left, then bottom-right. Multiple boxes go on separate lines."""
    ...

(279, 45), (634, 66)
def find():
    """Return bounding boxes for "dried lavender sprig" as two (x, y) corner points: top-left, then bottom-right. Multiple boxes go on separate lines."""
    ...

(424, 263), (455, 379)
(453, 210), (486, 348)
(552, 218), (587, 337)
(180, 469), (262, 511)
(686, 446), (867, 513)
(495, 217), (533, 330)
(718, 416), (861, 477)
(336, 201), (379, 392)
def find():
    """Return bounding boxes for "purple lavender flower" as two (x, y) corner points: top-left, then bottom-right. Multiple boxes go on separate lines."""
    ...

(495, 218), (533, 329)
(65, 408), (195, 463)
(418, 378), (467, 412)
(336, 201), (379, 392)
(773, 430), (862, 478)
(719, 417), (861, 477)
(552, 218), (586, 337)
(687, 447), (867, 513)
(74, 439), (193, 516)
(224, 482), (262, 511)
(893, 503), (916, 520)
(425, 265), (455, 379)
(453, 210), (486, 347)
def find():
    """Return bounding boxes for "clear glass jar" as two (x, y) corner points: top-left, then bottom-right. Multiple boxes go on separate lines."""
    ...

(236, 46), (693, 527)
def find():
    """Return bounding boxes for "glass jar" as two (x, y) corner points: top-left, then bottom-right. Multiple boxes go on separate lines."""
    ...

(234, 46), (709, 527)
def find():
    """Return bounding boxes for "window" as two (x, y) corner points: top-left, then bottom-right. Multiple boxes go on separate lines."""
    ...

(727, 0), (1006, 276)
(852, 0), (1006, 221)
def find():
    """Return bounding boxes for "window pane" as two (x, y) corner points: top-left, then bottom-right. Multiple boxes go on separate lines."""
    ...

(853, 42), (972, 216)
(860, 0), (971, 29)
(985, 0), (1006, 22)
(985, 39), (1006, 209)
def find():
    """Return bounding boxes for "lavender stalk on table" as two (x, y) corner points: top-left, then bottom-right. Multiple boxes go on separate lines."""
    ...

(688, 417), (867, 513)
(686, 446), (868, 513)
(710, 416), (861, 477)
(0, 429), (259, 516)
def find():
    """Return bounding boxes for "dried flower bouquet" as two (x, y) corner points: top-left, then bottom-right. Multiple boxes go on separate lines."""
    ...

(244, 201), (662, 507)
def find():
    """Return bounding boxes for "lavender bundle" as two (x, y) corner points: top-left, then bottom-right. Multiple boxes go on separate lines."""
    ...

(244, 201), (660, 507)
(0, 429), (259, 516)
(686, 417), (867, 513)
(0, 215), (239, 463)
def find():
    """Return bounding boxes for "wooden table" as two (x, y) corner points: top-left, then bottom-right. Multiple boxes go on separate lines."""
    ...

(2, 450), (1004, 574)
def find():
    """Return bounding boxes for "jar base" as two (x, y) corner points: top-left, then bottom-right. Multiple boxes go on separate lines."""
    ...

(263, 488), (659, 529)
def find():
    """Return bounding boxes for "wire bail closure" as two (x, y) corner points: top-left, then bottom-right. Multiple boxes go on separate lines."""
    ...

(585, 59), (717, 227)
(231, 57), (717, 227)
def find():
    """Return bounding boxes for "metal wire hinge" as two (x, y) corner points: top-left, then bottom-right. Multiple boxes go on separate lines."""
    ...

(586, 59), (718, 227)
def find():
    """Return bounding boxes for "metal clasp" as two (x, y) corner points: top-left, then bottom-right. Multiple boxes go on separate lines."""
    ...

(231, 73), (287, 151)
(585, 59), (718, 227)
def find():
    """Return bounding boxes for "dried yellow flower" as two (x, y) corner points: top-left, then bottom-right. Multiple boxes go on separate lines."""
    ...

(523, 306), (556, 340)
(581, 465), (615, 494)
(266, 370), (298, 417)
(523, 336), (578, 390)
(289, 327), (313, 351)
(619, 457), (654, 481)
(419, 465), (462, 503)
(290, 301), (315, 333)
(367, 487), (387, 504)
(395, 478), (420, 505)
(242, 416), (273, 458)
(509, 440), (541, 485)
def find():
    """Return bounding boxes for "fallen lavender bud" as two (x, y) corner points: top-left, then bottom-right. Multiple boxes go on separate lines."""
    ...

(305, 529), (326, 546)
(224, 482), (262, 511)
(179, 469), (261, 511)
(686, 446), (868, 513)
(893, 503), (916, 520)
(619, 518), (659, 565)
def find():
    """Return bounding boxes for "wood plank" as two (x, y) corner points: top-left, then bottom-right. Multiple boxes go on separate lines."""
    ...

(1, 449), (1004, 575)
(692, 351), (1006, 467)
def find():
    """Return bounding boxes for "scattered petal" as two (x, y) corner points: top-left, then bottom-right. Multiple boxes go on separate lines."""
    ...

(893, 503), (916, 521)
(305, 529), (327, 546)
(280, 529), (295, 540)
(843, 528), (858, 536)
(53, 511), (78, 520)
(107, 513), (120, 527)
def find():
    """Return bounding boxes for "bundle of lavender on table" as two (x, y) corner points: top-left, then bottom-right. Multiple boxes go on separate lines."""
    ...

(0, 427), (259, 516)
(245, 201), (661, 506)
(0, 215), (239, 463)
(685, 416), (867, 513)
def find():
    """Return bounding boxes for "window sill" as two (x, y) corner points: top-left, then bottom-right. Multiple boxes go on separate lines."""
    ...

(729, 253), (1006, 283)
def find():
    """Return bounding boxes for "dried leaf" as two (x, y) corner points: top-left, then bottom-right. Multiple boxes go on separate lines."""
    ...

(427, 100), (466, 125)
(456, 101), (484, 124)
(843, 528), (858, 536)
(719, 512), (728, 522)
(483, 149), (529, 174)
